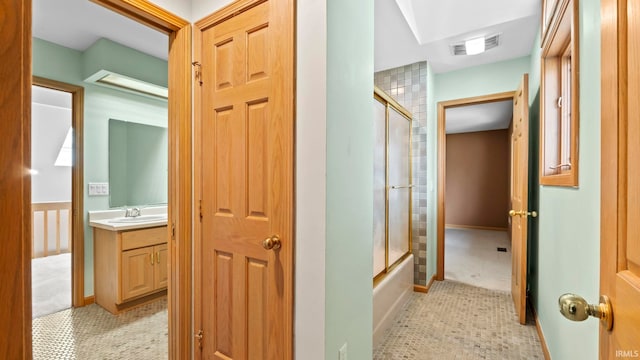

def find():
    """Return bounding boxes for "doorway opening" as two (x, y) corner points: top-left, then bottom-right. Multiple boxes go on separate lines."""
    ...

(436, 92), (514, 290)
(442, 99), (513, 292)
(19, 0), (193, 359)
(31, 79), (84, 319)
(437, 76), (531, 325)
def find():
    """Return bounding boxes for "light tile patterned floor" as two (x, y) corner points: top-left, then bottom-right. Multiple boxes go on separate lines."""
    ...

(32, 298), (167, 360)
(374, 280), (544, 360)
(34, 282), (542, 359)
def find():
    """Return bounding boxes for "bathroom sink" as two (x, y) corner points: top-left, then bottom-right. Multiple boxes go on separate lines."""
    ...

(108, 214), (168, 223)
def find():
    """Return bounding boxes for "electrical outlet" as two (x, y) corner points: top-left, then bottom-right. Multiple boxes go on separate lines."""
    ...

(339, 343), (347, 360)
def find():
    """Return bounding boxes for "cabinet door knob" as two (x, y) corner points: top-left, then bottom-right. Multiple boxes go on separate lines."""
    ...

(150, 252), (154, 265)
(155, 251), (160, 265)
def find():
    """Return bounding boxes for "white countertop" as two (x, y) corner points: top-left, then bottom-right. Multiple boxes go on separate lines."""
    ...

(89, 206), (168, 231)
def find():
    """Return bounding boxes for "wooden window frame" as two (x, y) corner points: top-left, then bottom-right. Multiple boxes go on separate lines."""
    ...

(542, 0), (559, 44)
(540, 0), (579, 186)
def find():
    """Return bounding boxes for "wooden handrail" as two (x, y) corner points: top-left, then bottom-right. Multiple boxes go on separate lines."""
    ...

(32, 201), (72, 259)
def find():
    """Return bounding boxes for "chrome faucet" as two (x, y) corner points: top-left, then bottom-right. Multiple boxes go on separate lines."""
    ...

(124, 207), (141, 217)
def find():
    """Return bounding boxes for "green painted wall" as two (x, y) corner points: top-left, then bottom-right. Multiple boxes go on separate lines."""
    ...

(434, 56), (531, 103)
(33, 38), (168, 296)
(531, 0), (601, 358)
(426, 56), (531, 282)
(83, 38), (167, 88)
(325, 0), (374, 358)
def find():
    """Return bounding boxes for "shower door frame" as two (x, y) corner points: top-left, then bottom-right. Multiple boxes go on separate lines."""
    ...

(373, 86), (413, 284)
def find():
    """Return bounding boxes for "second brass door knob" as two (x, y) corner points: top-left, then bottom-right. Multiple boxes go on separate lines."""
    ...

(262, 235), (281, 250)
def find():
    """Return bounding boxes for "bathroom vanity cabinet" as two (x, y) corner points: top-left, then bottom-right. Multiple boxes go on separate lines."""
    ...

(93, 225), (168, 314)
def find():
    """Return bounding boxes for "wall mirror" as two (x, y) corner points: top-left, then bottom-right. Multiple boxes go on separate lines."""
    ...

(108, 118), (168, 207)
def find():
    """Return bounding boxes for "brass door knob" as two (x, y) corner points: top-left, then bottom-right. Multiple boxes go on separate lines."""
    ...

(262, 235), (281, 251)
(558, 293), (613, 330)
(509, 210), (538, 217)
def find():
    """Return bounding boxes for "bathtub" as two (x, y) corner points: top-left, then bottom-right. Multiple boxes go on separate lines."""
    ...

(373, 254), (414, 347)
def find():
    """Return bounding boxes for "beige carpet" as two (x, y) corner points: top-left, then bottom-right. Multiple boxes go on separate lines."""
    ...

(32, 253), (72, 318)
(445, 228), (511, 292)
(32, 298), (167, 360)
(373, 280), (543, 360)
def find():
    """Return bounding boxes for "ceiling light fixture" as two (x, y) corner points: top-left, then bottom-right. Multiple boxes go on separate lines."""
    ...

(85, 69), (168, 100)
(451, 34), (501, 56)
(95, 73), (168, 99)
(465, 36), (486, 55)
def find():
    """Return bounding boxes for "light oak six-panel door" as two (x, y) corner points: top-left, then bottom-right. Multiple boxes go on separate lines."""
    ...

(601, 0), (640, 356)
(510, 74), (529, 325)
(196, 0), (294, 359)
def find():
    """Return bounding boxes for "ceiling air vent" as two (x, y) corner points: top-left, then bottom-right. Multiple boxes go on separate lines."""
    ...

(451, 33), (501, 56)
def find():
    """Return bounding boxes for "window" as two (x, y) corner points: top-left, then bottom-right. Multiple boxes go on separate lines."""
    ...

(540, 0), (579, 186)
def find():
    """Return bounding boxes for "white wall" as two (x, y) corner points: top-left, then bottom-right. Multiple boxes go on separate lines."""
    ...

(191, 0), (233, 21)
(147, 0), (192, 20)
(31, 101), (72, 203)
(295, 0), (327, 358)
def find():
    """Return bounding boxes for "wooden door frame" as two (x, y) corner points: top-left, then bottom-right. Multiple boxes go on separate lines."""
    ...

(1, 1), (32, 357)
(4, 0), (193, 358)
(90, 2), (193, 359)
(32, 77), (85, 307)
(436, 91), (516, 281)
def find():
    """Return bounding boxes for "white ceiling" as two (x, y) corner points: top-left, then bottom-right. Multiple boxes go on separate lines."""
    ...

(445, 100), (513, 134)
(32, 85), (72, 109)
(33, 0), (168, 60)
(33, 0), (529, 134)
(35, 0), (539, 75)
(375, 0), (540, 73)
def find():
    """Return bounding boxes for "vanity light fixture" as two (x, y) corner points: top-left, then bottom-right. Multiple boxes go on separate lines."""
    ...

(96, 73), (168, 99)
(465, 36), (486, 55)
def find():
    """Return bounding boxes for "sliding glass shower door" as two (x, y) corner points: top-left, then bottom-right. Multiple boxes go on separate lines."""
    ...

(373, 99), (387, 277)
(373, 88), (412, 281)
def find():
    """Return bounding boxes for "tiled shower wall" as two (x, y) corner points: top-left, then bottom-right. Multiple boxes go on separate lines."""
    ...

(374, 61), (428, 286)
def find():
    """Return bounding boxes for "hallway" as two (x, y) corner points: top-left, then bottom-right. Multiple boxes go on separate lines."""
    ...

(373, 281), (543, 359)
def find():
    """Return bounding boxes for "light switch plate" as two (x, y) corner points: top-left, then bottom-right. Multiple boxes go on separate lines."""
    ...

(89, 182), (109, 196)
